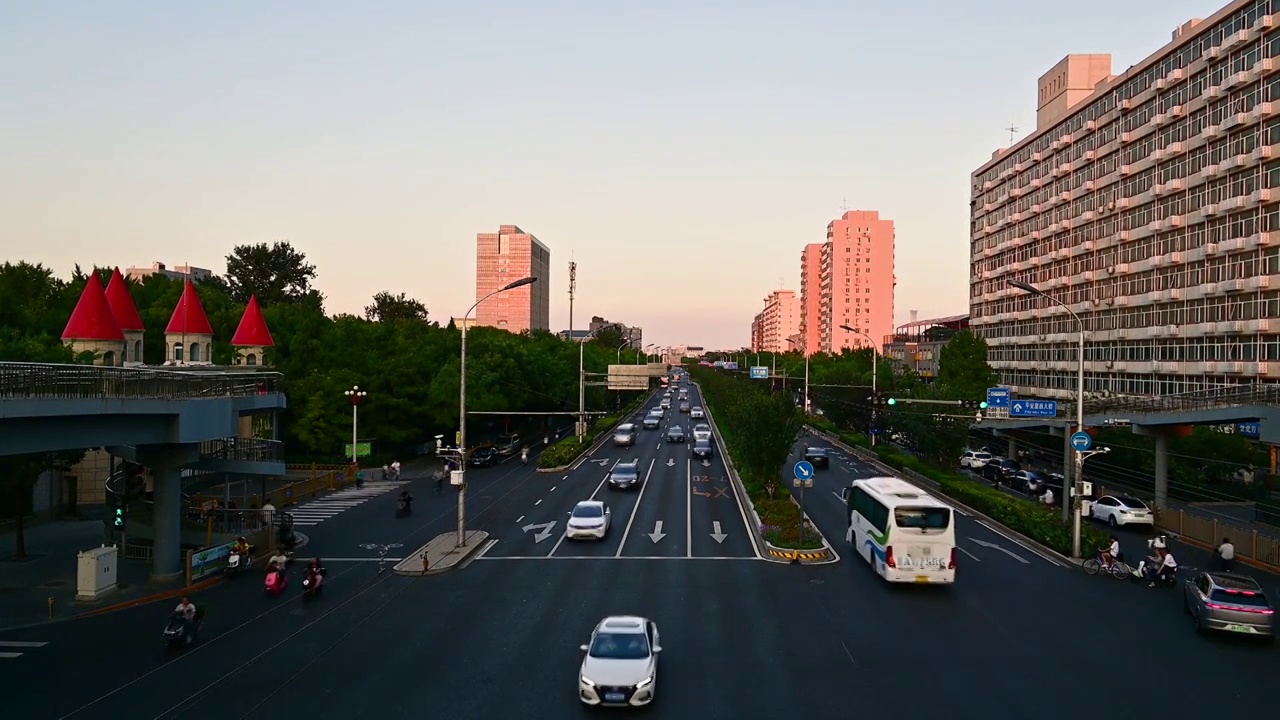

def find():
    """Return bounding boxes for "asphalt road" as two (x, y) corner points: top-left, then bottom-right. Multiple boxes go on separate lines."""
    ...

(2, 391), (1275, 719)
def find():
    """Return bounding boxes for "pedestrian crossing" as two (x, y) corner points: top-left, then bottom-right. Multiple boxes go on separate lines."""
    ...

(0, 641), (48, 659)
(286, 481), (408, 527)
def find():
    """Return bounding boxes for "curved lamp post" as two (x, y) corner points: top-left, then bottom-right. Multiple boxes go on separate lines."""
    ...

(343, 386), (367, 464)
(457, 275), (538, 546)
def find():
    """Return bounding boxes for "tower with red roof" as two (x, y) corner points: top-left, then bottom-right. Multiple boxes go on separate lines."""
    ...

(230, 295), (274, 366)
(164, 279), (215, 365)
(104, 267), (147, 365)
(61, 272), (126, 365)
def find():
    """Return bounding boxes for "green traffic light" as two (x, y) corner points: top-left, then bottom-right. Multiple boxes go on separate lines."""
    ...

(113, 508), (124, 528)
(980, 401), (989, 409)
(887, 398), (896, 405)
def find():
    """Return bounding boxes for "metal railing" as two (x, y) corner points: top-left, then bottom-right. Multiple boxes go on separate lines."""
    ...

(1073, 382), (1280, 417)
(197, 437), (286, 464)
(0, 362), (284, 400)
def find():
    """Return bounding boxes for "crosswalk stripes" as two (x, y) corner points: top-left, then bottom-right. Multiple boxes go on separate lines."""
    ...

(0, 641), (48, 659)
(286, 481), (408, 527)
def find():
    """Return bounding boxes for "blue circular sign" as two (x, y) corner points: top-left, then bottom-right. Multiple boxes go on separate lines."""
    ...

(794, 460), (815, 479)
(1070, 431), (1093, 452)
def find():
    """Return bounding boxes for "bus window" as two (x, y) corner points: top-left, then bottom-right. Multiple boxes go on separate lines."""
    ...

(895, 507), (951, 530)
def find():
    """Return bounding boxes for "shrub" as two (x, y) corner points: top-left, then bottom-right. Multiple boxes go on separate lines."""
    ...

(756, 496), (825, 550)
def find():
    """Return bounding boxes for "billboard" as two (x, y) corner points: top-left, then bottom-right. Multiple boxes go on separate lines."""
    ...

(608, 364), (666, 390)
(749, 366), (768, 379)
(723, 362), (738, 370)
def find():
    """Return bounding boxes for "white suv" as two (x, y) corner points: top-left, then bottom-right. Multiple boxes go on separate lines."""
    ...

(579, 616), (660, 707)
(960, 450), (992, 469)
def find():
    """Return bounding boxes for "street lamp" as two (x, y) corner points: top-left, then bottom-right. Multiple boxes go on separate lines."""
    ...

(343, 386), (367, 464)
(639, 343), (656, 365)
(458, 275), (538, 547)
(785, 337), (809, 414)
(1009, 278), (1087, 558)
(840, 324), (879, 446)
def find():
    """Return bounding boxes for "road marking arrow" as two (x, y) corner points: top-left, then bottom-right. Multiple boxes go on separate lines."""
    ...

(592, 459), (610, 466)
(522, 521), (557, 543)
(971, 538), (1029, 564)
(710, 521), (727, 544)
(666, 458), (675, 467)
(647, 521), (666, 543)
(701, 459), (711, 467)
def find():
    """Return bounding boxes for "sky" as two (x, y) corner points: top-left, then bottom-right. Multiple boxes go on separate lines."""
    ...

(0, 0), (1222, 349)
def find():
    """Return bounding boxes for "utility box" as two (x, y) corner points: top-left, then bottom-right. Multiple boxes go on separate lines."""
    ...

(451, 469), (465, 486)
(76, 545), (119, 601)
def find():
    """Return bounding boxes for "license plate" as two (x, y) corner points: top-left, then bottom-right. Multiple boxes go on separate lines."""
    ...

(915, 575), (930, 583)
(604, 692), (626, 702)
(1225, 623), (1259, 634)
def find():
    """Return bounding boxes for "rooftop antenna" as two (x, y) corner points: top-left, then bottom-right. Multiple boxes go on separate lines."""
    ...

(840, 197), (848, 213)
(568, 260), (577, 340)
(777, 275), (784, 290)
(1005, 122), (1020, 146)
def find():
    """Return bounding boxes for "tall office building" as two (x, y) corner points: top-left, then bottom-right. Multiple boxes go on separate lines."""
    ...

(751, 290), (802, 353)
(970, 1), (1280, 400)
(474, 225), (551, 333)
(798, 210), (896, 356)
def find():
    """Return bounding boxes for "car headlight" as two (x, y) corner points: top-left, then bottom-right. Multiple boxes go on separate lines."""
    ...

(636, 675), (654, 689)
(580, 675), (596, 687)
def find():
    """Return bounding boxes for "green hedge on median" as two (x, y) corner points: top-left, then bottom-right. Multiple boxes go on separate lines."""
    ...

(869, 444), (1110, 557)
(537, 394), (650, 469)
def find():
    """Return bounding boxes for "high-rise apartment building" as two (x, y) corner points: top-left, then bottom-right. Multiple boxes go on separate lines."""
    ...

(475, 225), (551, 333)
(751, 290), (802, 353)
(798, 211), (896, 355)
(970, 1), (1280, 401)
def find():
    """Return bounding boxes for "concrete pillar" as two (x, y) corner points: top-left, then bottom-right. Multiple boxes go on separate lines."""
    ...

(1007, 437), (1017, 461)
(1153, 434), (1169, 509)
(149, 459), (184, 581)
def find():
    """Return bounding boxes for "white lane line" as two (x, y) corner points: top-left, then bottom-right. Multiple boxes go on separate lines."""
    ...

(616, 459), (656, 557)
(0, 641), (47, 648)
(563, 475), (569, 480)
(548, 463), (617, 557)
(958, 547), (981, 562)
(973, 519), (1065, 567)
(0, 653), (22, 658)
(550, 486), (556, 492)
(686, 457), (693, 558)
(830, 490), (844, 505)
(295, 557), (404, 562)
(839, 466), (850, 473)
(516, 515), (524, 523)
(535, 499), (542, 506)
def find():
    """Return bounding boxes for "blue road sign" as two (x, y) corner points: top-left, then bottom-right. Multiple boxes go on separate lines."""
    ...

(1238, 422), (1261, 439)
(1070, 431), (1093, 452)
(1010, 399), (1058, 417)
(986, 387), (1011, 408)
(794, 461), (814, 480)
(750, 366), (768, 379)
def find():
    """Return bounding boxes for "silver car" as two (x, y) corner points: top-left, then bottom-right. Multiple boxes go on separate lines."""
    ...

(689, 406), (704, 419)
(1184, 571), (1274, 639)
(692, 423), (711, 441)
(613, 424), (637, 446)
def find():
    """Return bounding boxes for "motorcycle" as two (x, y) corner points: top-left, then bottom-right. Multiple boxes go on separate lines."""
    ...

(1131, 557), (1178, 587)
(1147, 535), (1168, 551)
(163, 608), (204, 650)
(395, 498), (413, 517)
(302, 568), (325, 598)
(225, 545), (253, 576)
(265, 567), (289, 595)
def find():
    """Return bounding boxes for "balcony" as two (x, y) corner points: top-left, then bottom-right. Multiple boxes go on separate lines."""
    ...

(1155, 69), (1185, 90)
(1247, 275), (1272, 291)
(1246, 231), (1278, 248)
(1221, 112), (1249, 131)
(1249, 145), (1276, 162)
(1155, 141), (1185, 161)
(1220, 278), (1246, 293)
(1222, 29), (1249, 53)
(1119, 164), (1133, 176)
(1249, 102), (1275, 122)
(1247, 188), (1275, 205)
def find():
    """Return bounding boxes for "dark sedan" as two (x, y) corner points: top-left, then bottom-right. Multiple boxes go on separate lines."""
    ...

(803, 446), (829, 468)
(608, 461), (642, 490)
(666, 426), (686, 443)
(692, 438), (714, 458)
(468, 447), (498, 467)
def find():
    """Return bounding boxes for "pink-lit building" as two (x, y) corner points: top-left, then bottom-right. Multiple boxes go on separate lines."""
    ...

(751, 290), (801, 353)
(474, 225), (551, 333)
(798, 211), (896, 356)
(970, 0), (1280, 400)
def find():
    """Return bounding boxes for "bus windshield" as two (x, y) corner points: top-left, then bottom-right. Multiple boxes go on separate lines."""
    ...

(894, 507), (951, 530)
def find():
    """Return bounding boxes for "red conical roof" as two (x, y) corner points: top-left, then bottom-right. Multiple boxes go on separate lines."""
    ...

(231, 296), (275, 347)
(62, 272), (125, 341)
(165, 279), (214, 335)
(104, 268), (145, 332)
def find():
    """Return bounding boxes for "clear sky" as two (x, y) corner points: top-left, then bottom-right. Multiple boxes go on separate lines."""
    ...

(0, 0), (1220, 349)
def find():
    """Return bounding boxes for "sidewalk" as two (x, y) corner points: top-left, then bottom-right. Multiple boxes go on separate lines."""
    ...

(0, 520), (174, 631)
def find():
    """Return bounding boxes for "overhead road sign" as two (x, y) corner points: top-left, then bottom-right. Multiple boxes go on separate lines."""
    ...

(985, 388), (1010, 408)
(1070, 431), (1093, 452)
(607, 365), (652, 390)
(1010, 399), (1058, 418)
(749, 366), (768, 379)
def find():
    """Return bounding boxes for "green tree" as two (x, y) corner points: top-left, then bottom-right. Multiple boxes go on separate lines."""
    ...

(0, 450), (86, 558)
(224, 241), (321, 308)
(364, 291), (429, 323)
(935, 330), (996, 399)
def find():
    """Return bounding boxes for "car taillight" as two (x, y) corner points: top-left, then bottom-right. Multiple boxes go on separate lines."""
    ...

(1207, 601), (1274, 615)
(885, 546), (896, 568)
(948, 547), (957, 570)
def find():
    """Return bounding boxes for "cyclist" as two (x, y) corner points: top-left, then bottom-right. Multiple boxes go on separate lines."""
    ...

(1099, 535), (1120, 569)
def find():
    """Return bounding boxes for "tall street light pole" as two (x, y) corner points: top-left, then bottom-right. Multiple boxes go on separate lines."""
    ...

(839, 324), (879, 446)
(343, 386), (367, 464)
(786, 337), (809, 414)
(458, 275), (538, 547)
(1009, 278), (1086, 558)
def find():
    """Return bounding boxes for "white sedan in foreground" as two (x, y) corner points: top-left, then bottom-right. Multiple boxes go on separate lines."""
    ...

(566, 501), (611, 540)
(579, 615), (661, 707)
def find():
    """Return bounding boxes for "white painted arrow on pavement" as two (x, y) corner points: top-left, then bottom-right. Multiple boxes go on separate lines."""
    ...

(701, 459), (711, 467)
(522, 521), (558, 543)
(647, 521), (666, 543)
(666, 458), (675, 467)
(971, 538), (1029, 564)
(710, 521), (727, 544)
(592, 459), (610, 466)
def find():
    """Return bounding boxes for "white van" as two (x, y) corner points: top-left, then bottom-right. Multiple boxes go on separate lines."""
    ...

(842, 477), (956, 584)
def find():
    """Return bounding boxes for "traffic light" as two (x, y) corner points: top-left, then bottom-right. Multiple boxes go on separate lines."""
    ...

(887, 397), (897, 406)
(960, 400), (988, 410)
(106, 493), (125, 530)
(868, 394), (898, 406)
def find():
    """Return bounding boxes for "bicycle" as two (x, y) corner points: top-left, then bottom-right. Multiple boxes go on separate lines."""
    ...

(1082, 553), (1131, 579)
(359, 543), (404, 574)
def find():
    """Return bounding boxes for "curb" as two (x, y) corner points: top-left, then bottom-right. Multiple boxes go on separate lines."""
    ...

(804, 425), (1078, 569)
(765, 546), (834, 562)
(77, 574), (226, 618)
(392, 532), (491, 576)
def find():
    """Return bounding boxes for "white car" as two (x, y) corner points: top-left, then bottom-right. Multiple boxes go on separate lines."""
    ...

(690, 406), (705, 419)
(692, 424), (712, 442)
(578, 615), (661, 707)
(960, 450), (991, 469)
(1088, 495), (1154, 528)
(567, 501), (611, 540)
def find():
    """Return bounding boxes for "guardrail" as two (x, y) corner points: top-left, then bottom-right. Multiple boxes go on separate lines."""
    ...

(188, 464), (360, 512)
(0, 361), (284, 400)
(1074, 382), (1280, 417)
(197, 437), (286, 463)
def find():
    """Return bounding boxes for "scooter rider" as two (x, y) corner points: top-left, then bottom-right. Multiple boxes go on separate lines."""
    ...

(1150, 548), (1178, 587)
(230, 536), (250, 559)
(398, 488), (413, 509)
(173, 596), (197, 635)
(305, 558), (325, 587)
(266, 550), (289, 575)
(521, 446), (529, 464)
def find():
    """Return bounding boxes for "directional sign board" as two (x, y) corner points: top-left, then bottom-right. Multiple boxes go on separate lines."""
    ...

(794, 460), (814, 480)
(985, 387), (1010, 408)
(1070, 431), (1093, 452)
(607, 365), (653, 390)
(749, 366), (768, 379)
(1010, 399), (1058, 418)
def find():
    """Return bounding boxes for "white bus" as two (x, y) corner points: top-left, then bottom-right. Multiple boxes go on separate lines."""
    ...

(841, 477), (956, 584)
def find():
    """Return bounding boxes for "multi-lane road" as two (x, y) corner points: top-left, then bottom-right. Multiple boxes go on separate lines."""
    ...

(2, 381), (1275, 719)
